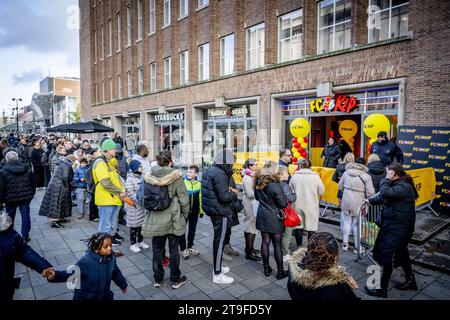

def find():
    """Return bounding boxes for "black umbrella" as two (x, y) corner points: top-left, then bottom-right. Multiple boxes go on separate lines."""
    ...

(46, 124), (70, 132)
(65, 121), (114, 133)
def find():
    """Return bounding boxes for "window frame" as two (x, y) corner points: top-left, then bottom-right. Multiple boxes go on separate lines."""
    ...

(179, 51), (189, 85)
(100, 24), (104, 60)
(150, 63), (157, 92)
(163, 0), (171, 28)
(149, 0), (156, 34)
(180, 0), (189, 18)
(108, 18), (113, 56)
(127, 71), (132, 97)
(220, 34), (235, 76)
(246, 23), (265, 70)
(317, 0), (352, 54)
(198, 0), (209, 10)
(126, 4), (132, 46)
(118, 75), (122, 99)
(102, 80), (106, 103)
(138, 67), (144, 94)
(95, 82), (99, 104)
(368, 0), (409, 43)
(116, 12), (121, 52)
(198, 43), (210, 81)
(94, 30), (98, 64)
(137, 0), (143, 42)
(278, 9), (303, 63)
(164, 57), (172, 89)
(109, 78), (113, 100)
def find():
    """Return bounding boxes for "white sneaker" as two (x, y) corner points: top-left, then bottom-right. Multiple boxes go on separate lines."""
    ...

(213, 266), (230, 276)
(130, 244), (141, 253)
(213, 273), (234, 285)
(138, 241), (150, 249)
(283, 254), (292, 263)
(181, 249), (190, 259)
(188, 247), (200, 256)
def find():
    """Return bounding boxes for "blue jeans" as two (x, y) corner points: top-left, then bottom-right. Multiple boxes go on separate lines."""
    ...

(98, 205), (121, 235)
(6, 201), (31, 239)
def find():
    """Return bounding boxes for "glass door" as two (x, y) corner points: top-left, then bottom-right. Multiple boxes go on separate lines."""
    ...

(230, 121), (245, 152)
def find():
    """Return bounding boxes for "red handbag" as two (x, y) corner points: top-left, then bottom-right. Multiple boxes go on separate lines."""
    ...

(283, 203), (301, 227)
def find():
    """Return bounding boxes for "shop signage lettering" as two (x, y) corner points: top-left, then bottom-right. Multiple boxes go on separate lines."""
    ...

(154, 112), (185, 123)
(310, 95), (359, 113)
(208, 107), (248, 118)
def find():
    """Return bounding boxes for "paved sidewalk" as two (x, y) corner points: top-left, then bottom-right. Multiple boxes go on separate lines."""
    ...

(11, 190), (450, 300)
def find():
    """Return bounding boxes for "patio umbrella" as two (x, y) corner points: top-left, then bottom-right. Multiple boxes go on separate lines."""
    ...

(65, 121), (114, 133)
(46, 123), (70, 132)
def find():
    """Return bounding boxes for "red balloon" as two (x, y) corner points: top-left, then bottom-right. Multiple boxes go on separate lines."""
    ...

(292, 137), (298, 144)
(301, 150), (307, 157)
(303, 137), (308, 143)
(292, 157), (298, 163)
(293, 142), (300, 148)
(297, 147), (303, 153)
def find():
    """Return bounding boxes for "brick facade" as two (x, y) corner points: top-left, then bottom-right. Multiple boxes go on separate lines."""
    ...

(79, 0), (450, 158)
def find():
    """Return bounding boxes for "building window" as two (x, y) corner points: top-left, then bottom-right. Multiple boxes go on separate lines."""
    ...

(118, 75), (122, 99)
(246, 23), (265, 70)
(95, 82), (99, 104)
(94, 30), (98, 63)
(180, 51), (189, 85)
(126, 4), (131, 46)
(164, 0), (171, 27)
(278, 9), (303, 62)
(137, 0), (143, 41)
(198, 43), (209, 81)
(180, 0), (188, 18)
(127, 71), (132, 97)
(138, 67), (144, 94)
(317, 0), (352, 54)
(100, 25), (104, 60)
(164, 57), (171, 89)
(117, 12), (121, 51)
(150, 63), (156, 92)
(198, 0), (209, 8)
(109, 78), (113, 100)
(102, 81), (106, 103)
(368, 0), (409, 43)
(149, 0), (156, 34)
(220, 34), (234, 76)
(108, 19), (113, 56)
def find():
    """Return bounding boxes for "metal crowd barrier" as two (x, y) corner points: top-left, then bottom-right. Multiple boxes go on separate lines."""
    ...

(355, 202), (383, 268)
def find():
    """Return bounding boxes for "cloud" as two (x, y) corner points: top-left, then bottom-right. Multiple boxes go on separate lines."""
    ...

(11, 69), (44, 85)
(0, 0), (79, 67)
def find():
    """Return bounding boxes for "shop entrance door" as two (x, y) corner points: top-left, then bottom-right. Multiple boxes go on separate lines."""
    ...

(213, 120), (247, 152)
(158, 122), (184, 165)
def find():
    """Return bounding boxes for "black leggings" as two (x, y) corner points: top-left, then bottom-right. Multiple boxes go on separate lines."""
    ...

(293, 229), (315, 247)
(261, 232), (283, 270)
(381, 246), (413, 290)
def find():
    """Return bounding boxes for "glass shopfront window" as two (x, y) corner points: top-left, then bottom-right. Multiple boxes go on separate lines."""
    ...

(154, 111), (185, 166)
(202, 104), (258, 166)
(122, 115), (140, 152)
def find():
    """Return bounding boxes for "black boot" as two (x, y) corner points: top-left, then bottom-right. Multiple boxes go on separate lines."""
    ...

(395, 274), (418, 291)
(276, 268), (289, 280)
(245, 233), (261, 261)
(364, 286), (388, 298)
(263, 265), (272, 277)
(248, 233), (260, 254)
(246, 250), (261, 261)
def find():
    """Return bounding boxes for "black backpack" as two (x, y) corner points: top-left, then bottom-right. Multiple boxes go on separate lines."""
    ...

(143, 182), (171, 212)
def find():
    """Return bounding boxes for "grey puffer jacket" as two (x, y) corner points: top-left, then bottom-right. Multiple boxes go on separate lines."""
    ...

(339, 163), (375, 216)
(125, 172), (146, 228)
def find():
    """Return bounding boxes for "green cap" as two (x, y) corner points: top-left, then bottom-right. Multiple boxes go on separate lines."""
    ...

(101, 139), (117, 151)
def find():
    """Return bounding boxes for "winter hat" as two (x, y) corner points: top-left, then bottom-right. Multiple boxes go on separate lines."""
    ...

(101, 139), (117, 151)
(377, 131), (388, 138)
(301, 232), (339, 273)
(130, 160), (142, 173)
(214, 148), (235, 165)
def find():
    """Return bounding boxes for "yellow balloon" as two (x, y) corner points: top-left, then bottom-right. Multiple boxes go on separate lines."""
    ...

(301, 143), (308, 149)
(293, 151), (301, 159)
(339, 120), (358, 139)
(290, 118), (310, 138)
(291, 147), (297, 154)
(363, 114), (390, 139)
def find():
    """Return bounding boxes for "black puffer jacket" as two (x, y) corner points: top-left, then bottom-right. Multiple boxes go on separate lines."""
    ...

(367, 161), (386, 192)
(255, 180), (287, 234)
(321, 143), (339, 168)
(332, 162), (347, 183)
(201, 149), (237, 218)
(369, 178), (416, 267)
(39, 157), (74, 219)
(370, 140), (404, 166)
(0, 161), (36, 204)
(17, 144), (31, 169)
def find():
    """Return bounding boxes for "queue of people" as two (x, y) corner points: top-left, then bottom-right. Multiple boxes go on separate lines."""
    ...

(0, 128), (415, 301)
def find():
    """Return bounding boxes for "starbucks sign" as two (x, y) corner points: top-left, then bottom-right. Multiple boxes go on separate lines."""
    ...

(154, 111), (185, 124)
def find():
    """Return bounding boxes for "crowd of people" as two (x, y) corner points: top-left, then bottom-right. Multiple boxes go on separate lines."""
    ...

(0, 129), (418, 301)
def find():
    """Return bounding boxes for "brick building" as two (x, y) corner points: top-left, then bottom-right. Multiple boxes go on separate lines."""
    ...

(79, 0), (450, 166)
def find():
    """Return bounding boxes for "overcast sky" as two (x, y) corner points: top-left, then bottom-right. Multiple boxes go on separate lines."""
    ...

(0, 0), (79, 116)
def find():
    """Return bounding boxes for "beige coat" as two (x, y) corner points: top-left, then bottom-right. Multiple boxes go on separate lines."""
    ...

(289, 169), (325, 232)
(338, 163), (375, 216)
(242, 174), (257, 234)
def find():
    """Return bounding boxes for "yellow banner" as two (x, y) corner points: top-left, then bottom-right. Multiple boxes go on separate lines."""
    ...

(232, 152), (279, 185)
(407, 167), (436, 207)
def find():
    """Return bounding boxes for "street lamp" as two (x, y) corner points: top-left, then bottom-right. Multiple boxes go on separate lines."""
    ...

(12, 98), (22, 132)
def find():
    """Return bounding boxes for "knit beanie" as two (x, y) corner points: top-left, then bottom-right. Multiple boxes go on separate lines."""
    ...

(130, 160), (142, 173)
(101, 139), (117, 151)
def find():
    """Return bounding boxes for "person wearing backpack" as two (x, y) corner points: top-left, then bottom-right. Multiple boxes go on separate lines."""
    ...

(142, 151), (189, 289)
(125, 160), (149, 253)
(92, 140), (126, 249)
(201, 148), (239, 285)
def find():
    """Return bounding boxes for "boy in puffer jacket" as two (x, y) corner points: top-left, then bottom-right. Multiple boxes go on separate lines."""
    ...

(74, 158), (90, 219)
(180, 165), (204, 259)
(125, 160), (150, 253)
